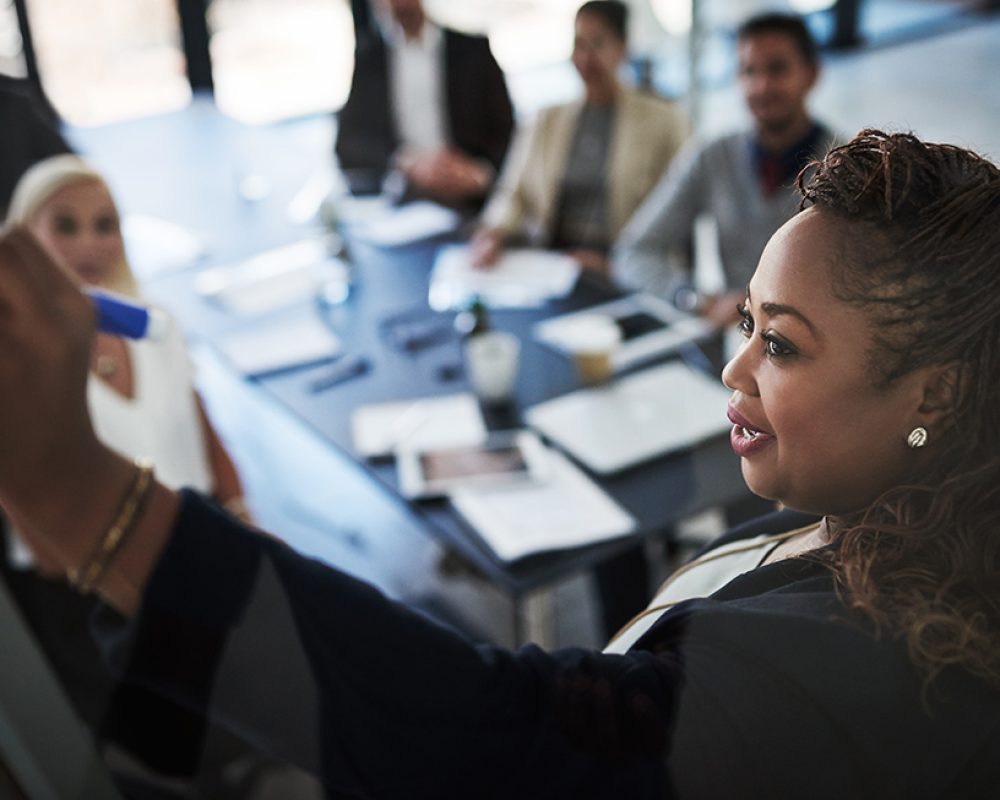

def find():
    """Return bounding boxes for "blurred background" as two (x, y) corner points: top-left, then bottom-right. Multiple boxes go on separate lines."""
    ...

(2, 0), (996, 131)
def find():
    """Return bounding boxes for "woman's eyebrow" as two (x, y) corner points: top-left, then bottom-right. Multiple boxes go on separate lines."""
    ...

(760, 301), (818, 336)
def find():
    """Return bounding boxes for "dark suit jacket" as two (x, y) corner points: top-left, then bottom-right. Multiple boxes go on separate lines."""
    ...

(334, 25), (514, 198)
(0, 79), (72, 216)
(98, 492), (1000, 799)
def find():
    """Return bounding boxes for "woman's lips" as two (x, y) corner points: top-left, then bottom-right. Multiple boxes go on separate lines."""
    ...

(727, 405), (775, 458)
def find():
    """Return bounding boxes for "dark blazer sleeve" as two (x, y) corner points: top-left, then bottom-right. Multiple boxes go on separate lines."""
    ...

(105, 492), (680, 797)
(443, 30), (514, 175)
(100, 492), (1000, 799)
(334, 31), (398, 195)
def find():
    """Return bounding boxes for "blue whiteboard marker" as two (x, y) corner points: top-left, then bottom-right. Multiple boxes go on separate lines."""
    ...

(87, 289), (168, 341)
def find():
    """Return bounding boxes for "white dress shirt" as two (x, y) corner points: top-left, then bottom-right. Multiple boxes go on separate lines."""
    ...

(387, 21), (448, 153)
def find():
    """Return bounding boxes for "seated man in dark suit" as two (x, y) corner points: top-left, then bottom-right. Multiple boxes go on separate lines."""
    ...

(0, 77), (72, 218)
(335, 0), (514, 208)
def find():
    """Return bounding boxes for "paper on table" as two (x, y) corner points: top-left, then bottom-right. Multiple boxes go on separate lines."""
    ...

(428, 245), (580, 311)
(218, 315), (342, 378)
(339, 198), (462, 247)
(196, 239), (348, 316)
(350, 393), (487, 458)
(122, 214), (207, 279)
(450, 447), (635, 562)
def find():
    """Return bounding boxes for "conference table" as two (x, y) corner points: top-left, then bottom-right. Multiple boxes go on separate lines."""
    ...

(143, 223), (750, 646)
(70, 102), (750, 646)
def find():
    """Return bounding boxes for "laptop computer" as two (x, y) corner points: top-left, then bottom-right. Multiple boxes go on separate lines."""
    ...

(525, 361), (733, 475)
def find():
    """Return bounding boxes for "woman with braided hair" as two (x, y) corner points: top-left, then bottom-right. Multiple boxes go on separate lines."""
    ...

(0, 130), (997, 798)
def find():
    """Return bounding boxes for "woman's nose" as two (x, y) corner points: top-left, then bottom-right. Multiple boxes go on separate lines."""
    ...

(721, 338), (756, 395)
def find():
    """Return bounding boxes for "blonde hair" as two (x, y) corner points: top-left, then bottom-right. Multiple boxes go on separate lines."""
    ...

(8, 154), (139, 297)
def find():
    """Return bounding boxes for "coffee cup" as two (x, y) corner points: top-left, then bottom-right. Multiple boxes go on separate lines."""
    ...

(566, 314), (621, 384)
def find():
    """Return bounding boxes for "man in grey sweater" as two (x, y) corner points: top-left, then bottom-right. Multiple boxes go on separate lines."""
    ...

(611, 13), (839, 329)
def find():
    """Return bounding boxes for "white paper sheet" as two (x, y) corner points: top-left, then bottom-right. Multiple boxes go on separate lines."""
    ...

(218, 315), (342, 378)
(350, 393), (487, 458)
(196, 239), (349, 316)
(339, 198), (462, 247)
(428, 245), (580, 311)
(122, 214), (207, 279)
(450, 447), (635, 562)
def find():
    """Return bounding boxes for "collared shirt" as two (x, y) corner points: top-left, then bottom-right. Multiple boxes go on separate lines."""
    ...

(386, 21), (447, 153)
(751, 121), (826, 197)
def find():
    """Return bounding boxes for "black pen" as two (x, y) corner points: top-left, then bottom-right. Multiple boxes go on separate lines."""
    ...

(309, 355), (371, 393)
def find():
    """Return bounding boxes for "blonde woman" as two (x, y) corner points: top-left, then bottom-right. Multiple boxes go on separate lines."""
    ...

(7, 155), (248, 551)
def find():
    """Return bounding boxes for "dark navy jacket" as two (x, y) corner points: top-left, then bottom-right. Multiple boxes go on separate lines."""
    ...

(103, 492), (1000, 799)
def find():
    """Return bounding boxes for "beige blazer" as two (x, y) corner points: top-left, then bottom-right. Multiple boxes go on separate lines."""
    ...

(481, 88), (688, 244)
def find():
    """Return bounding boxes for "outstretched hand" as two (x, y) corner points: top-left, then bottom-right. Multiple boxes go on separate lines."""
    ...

(0, 226), (177, 612)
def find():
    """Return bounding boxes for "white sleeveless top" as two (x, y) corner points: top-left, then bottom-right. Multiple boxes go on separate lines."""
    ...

(603, 526), (813, 654)
(87, 312), (213, 493)
(7, 312), (212, 568)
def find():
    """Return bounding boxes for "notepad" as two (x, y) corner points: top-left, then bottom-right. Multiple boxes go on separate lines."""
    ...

(450, 447), (635, 562)
(525, 361), (733, 475)
(428, 245), (580, 311)
(218, 315), (342, 378)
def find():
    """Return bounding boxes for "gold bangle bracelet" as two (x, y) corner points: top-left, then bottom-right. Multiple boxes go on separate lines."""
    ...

(73, 458), (155, 595)
(222, 495), (249, 519)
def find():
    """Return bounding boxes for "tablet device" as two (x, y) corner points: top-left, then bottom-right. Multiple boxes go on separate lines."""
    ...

(533, 293), (713, 372)
(397, 430), (548, 499)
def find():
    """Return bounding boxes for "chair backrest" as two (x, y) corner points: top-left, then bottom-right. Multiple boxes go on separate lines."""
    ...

(0, 580), (122, 799)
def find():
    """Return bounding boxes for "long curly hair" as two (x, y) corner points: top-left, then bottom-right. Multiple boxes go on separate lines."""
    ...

(797, 129), (1000, 687)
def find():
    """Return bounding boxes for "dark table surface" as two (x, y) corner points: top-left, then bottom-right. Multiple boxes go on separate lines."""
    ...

(145, 228), (750, 597)
(69, 103), (750, 599)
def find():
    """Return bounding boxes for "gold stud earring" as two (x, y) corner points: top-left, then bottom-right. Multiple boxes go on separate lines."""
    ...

(906, 427), (928, 449)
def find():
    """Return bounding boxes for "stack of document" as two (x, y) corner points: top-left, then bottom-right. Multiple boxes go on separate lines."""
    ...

(338, 198), (462, 248)
(450, 447), (635, 562)
(350, 393), (487, 458)
(428, 245), (580, 311)
(196, 239), (348, 316)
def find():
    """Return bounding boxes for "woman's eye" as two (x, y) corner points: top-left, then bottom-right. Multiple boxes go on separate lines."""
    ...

(54, 216), (78, 235)
(737, 306), (754, 336)
(95, 216), (119, 235)
(763, 334), (795, 359)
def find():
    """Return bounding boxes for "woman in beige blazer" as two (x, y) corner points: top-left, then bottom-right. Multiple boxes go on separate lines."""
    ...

(472, 1), (688, 273)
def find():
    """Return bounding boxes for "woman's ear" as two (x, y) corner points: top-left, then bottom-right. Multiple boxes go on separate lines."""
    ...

(916, 361), (968, 428)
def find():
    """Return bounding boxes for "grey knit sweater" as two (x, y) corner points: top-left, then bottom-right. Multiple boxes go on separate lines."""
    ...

(611, 124), (840, 302)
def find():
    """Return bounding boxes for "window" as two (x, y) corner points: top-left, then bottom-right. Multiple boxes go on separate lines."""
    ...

(208, 0), (355, 124)
(24, 0), (190, 126)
